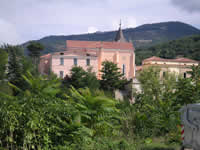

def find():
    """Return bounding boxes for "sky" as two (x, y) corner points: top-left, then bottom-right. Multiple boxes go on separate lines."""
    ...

(0, 0), (200, 45)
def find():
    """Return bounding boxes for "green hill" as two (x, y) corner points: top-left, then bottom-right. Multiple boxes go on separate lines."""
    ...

(22, 21), (200, 54)
(136, 34), (200, 65)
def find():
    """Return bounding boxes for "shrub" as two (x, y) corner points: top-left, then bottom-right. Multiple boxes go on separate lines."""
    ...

(140, 143), (176, 150)
(63, 66), (100, 90)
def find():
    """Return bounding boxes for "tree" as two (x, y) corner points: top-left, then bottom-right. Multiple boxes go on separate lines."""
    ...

(134, 67), (179, 138)
(100, 61), (128, 91)
(2, 45), (33, 94)
(27, 41), (44, 72)
(69, 87), (120, 136)
(0, 72), (121, 149)
(186, 65), (200, 103)
(188, 65), (200, 83)
(137, 67), (162, 103)
(135, 35), (200, 65)
(0, 47), (8, 80)
(174, 78), (196, 106)
(63, 66), (100, 90)
(6, 46), (24, 94)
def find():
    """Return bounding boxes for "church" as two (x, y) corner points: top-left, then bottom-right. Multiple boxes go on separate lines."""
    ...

(39, 24), (136, 79)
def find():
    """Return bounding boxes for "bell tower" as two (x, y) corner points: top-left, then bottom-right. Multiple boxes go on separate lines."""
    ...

(114, 20), (126, 42)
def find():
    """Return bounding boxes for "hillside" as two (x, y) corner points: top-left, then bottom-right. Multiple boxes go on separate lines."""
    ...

(22, 21), (200, 54)
(135, 34), (200, 65)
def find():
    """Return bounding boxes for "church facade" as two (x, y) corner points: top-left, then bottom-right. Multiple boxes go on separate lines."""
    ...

(39, 25), (136, 79)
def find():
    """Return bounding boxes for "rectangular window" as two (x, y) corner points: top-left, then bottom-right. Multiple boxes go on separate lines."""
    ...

(60, 58), (64, 65)
(184, 72), (187, 78)
(122, 64), (126, 75)
(74, 58), (77, 66)
(163, 72), (166, 77)
(86, 58), (90, 66)
(59, 71), (64, 78)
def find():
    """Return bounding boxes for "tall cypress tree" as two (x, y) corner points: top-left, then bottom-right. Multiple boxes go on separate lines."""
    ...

(7, 46), (23, 87)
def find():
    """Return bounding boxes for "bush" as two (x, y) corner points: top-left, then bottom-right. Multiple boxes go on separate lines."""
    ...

(140, 143), (176, 150)
(92, 137), (135, 150)
(63, 66), (100, 90)
(0, 73), (122, 149)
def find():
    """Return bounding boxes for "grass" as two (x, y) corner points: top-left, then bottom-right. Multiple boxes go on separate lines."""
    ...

(139, 143), (180, 150)
(92, 136), (181, 150)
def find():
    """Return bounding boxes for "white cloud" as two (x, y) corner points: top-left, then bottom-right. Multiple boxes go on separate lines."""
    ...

(0, 19), (22, 45)
(126, 17), (137, 28)
(87, 26), (98, 33)
(0, 0), (199, 44)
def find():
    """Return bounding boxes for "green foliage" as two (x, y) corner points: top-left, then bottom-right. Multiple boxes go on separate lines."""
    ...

(0, 81), (12, 95)
(92, 138), (132, 150)
(27, 41), (44, 73)
(140, 143), (176, 150)
(132, 67), (181, 141)
(2, 45), (34, 94)
(188, 65), (200, 83)
(68, 87), (120, 136)
(166, 127), (182, 145)
(1, 50), (200, 149)
(174, 78), (195, 106)
(0, 72), (121, 149)
(136, 34), (200, 65)
(100, 61), (128, 91)
(124, 66), (200, 144)
(27, 41), (44, 57)
(137, 67), (162, 102)
(6, 45), (24, 93)
(174, 66), (200, 106)
(0, 73), (65, 149)
(0, 48), (8, 80)
(63, 66), (100, 90)
(117, 101), (136, 137)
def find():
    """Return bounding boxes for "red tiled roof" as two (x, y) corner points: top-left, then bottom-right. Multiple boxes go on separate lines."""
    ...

(143, 56), (164, 62)
(143, 56), (199, 63)
(66, 40), (134, 50)
(40, 53), (51, 58)
(174, 57), (199, 63)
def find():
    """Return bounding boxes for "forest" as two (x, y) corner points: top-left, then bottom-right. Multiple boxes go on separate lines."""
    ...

(0, 43), (200, 150)
(136, 34), (200, 65)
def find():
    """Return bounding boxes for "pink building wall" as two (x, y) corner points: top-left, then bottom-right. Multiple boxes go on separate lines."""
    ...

(39, 40), (135, 79)
(39, 54), (51, 74)
(99, 50), (135, 79)
(51, 53), (98, 77)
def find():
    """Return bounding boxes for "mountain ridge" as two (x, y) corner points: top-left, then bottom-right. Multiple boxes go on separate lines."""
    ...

(22, 21), (200, 54)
